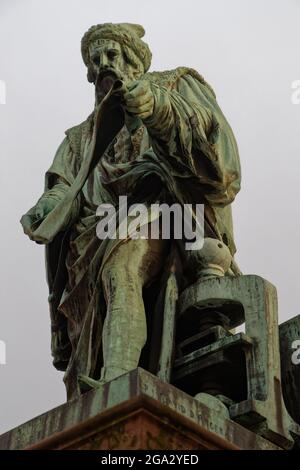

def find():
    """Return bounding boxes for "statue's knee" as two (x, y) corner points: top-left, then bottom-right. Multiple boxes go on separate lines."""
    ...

(102, 263), (125, 290)
(102, 255), (139, 295)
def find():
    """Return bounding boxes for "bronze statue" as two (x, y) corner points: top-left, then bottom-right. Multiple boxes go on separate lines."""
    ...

(21, 23), (241, 400)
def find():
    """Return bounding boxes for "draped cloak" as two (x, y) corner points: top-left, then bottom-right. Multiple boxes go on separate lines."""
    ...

(21, 67), (241, 399)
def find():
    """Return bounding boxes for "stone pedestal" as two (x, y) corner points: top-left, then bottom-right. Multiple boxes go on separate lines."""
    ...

(0, 368), (281, 450)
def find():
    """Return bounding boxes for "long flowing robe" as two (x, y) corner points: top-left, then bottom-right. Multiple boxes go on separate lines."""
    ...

(21, 67), (241, 399)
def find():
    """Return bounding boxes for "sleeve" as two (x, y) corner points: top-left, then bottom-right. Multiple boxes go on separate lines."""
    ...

(144, 74), (241, 206)
(20, 137), (81, 242)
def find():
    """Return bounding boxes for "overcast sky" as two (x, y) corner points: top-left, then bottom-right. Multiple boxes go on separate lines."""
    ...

(0, 0), (299, 435)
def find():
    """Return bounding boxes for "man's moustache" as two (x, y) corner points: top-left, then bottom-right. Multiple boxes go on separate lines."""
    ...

(95, 69), (124, 101)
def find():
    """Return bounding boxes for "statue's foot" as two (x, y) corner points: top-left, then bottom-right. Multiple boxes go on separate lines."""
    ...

(78, 367), (134, 393)
(78, 374), (105, 393)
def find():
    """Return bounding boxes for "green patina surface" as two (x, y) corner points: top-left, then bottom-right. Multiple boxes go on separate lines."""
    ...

(17, 22), (300, 450)
(0, 369), (280, 450)
(20, 23), (241, 399)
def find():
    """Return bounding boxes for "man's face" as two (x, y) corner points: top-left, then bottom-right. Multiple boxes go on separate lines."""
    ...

(89, 39), (141, 99)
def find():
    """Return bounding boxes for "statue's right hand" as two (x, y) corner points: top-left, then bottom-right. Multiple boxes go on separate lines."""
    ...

(20, 198), (57, 242)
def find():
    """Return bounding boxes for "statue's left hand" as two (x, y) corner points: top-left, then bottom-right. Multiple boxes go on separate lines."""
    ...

(123, 80), (154, 120)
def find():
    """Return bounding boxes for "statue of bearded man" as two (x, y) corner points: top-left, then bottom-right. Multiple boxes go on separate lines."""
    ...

(21, 23), (241, 400)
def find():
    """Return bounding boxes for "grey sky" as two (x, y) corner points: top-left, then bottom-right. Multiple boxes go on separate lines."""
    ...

(0, 0), (299, 434)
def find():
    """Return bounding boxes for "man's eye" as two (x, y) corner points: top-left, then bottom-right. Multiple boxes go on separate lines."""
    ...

(108, 50), (118, 60)
(92, 56), (100, 66)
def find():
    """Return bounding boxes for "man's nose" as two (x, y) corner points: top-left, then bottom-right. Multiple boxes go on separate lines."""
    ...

(99, 52), (110, 68)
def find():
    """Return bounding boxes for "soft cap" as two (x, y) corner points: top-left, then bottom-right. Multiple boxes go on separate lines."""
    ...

(81, 23), (152, 72)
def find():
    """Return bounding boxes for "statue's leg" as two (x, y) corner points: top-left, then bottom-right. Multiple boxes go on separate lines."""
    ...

(100, 237), (168, 382)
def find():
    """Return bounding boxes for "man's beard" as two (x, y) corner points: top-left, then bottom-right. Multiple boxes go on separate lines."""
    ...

(95, 68), (123, 102)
